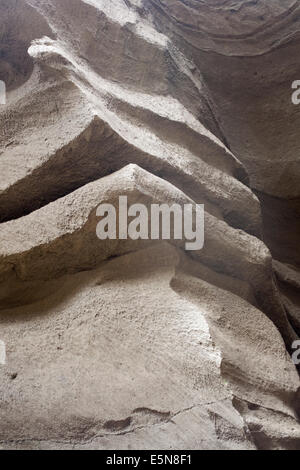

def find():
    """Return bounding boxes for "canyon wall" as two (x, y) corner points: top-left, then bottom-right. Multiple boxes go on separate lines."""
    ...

(0, 0), (300, 450)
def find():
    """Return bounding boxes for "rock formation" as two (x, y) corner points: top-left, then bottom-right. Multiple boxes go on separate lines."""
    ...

(0, 0), (299, 450)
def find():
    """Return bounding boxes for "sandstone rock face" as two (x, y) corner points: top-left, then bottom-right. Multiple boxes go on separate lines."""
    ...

(0, 0), (299, 450)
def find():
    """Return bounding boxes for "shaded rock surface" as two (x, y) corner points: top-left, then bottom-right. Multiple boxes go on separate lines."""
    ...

(0, 0), (299, 450)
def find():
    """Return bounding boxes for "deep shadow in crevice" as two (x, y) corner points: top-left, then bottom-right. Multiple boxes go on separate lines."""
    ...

(0, 0), (53, 90)
(256, 190), (300, 268)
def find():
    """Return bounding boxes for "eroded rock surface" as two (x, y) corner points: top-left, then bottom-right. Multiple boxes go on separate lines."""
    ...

(0, 0), (299, 450)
